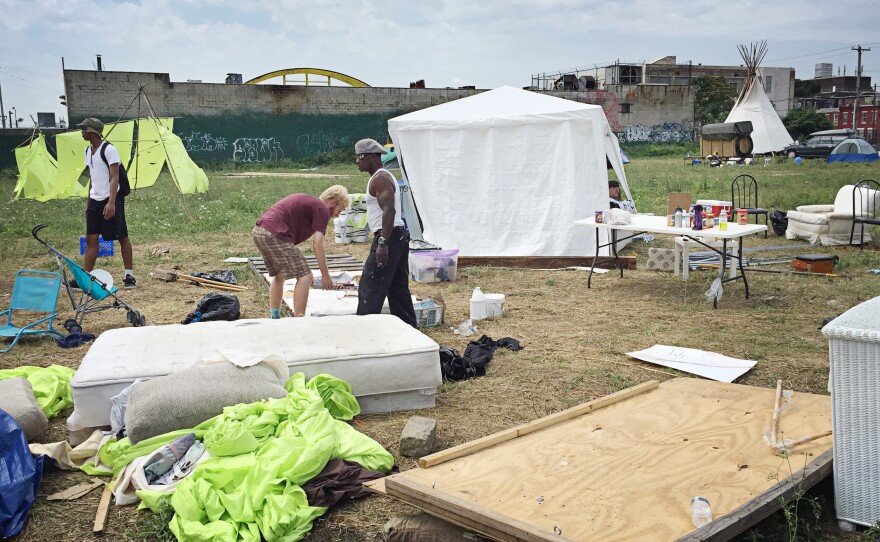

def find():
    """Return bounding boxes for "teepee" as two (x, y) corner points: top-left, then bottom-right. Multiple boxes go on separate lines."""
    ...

(724, 41), (793, 154)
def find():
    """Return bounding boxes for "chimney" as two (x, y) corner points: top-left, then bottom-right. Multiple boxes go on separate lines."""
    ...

(97, 54), (102, 71)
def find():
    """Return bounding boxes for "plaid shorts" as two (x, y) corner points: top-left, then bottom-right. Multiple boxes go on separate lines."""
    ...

(252, 226), (312, 279)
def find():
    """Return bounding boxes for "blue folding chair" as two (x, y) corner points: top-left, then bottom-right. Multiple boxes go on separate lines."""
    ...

(0, 270), (65, 353)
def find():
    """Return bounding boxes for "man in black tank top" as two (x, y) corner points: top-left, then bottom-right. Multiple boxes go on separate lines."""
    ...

(354, 139), (417, 328)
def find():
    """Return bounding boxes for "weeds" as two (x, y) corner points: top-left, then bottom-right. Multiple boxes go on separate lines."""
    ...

(125, 503), (176, 542)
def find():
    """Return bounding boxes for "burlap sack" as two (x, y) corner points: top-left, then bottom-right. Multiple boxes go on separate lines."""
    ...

(0, 378), (49, 441)
(125, 362), (287, 444)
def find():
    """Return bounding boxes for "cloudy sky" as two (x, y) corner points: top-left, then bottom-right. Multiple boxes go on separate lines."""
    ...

(1, 0), (879, 126)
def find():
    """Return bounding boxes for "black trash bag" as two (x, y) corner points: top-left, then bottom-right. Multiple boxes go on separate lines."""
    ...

(439, 335), (524, 382)
(189, 270), (238, 285)
(182, 293), (241, 324)
(769, 210), (788, 236)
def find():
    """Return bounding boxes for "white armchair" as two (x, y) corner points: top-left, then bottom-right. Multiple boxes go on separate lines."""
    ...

(786, 185), (877, 245)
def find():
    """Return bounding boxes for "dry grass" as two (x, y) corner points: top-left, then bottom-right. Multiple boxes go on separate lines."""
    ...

(3, 161), (880, 541)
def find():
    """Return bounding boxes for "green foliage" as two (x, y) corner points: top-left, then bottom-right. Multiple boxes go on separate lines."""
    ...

(622, 142), (699, 158)
(794, 79), (822, 99)
(784, 109), (834, 140)
(693, 76), (738, 125)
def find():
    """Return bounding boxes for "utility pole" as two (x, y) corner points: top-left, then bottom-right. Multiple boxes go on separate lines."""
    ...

(853, 45), (870, 136)
(0, 77), (5, 128)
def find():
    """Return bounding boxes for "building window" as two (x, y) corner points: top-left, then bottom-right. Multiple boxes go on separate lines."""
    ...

(833, 113), (839, 125)
(620, 103), (632, 114)
(843, 112), (849, 125)
(763, 75), (772, 93)
(862, 111), (868, 124)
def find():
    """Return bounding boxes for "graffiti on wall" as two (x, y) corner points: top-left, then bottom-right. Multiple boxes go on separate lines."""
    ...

(617, 123), (694, 143)
(181, 132), (229, 153)
(232, 138), (285, 162)
(295, 133), (349, 155)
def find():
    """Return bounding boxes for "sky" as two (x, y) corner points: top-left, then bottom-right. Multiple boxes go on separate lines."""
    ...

(1, 0), (879, 127)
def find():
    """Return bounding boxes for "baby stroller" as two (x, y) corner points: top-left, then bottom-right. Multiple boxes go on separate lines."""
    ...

(32, 224), (146, 333)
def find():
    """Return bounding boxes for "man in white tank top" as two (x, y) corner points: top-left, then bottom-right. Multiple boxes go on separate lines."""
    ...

(354, 139), (417, 328)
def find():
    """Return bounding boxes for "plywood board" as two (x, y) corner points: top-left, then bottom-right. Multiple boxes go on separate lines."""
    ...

(382, 378), (832, 542)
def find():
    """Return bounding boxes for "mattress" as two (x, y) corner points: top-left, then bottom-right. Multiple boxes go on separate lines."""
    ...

(68, 314), (441, 431)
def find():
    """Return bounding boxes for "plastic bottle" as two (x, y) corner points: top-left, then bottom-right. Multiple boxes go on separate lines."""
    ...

(691, 496), (713, 528)
(470, 287), (487, 321)
(719, 209), (728, 230)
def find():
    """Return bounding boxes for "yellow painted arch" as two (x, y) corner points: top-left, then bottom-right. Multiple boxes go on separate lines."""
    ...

(245, 68), (370, 87)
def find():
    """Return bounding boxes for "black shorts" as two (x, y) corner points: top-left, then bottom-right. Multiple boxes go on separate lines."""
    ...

(86, 196), (128, 241)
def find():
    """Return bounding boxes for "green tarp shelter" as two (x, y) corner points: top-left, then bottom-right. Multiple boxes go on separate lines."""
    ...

(13, 117), (209, 201)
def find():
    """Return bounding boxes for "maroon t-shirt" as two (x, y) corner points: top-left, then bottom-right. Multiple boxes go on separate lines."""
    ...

(256, 194), (330, 245)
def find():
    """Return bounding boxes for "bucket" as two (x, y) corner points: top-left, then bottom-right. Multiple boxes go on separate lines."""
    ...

(485, 294), (505, 317)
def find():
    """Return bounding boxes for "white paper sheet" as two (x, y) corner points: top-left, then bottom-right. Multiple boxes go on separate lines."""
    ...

(626, 344), (756, 383)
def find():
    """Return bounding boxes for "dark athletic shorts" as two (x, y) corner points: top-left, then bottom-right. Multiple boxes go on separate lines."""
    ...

(86, 196), (128, 241)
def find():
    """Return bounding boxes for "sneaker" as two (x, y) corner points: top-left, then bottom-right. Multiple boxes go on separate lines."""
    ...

(68, 278), (80, 290)
(123, 275), (137, 289)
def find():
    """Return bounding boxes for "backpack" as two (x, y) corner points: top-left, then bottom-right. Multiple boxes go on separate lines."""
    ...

(97, 141), (131, 197)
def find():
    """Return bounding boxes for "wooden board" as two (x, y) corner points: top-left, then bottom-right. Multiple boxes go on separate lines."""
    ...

(381, 378), (833, 542)
(457, 256), (636, 270)
(700, 138), (736, 159)
(248, 254), (365, 287)
(668, 193), (693, 216)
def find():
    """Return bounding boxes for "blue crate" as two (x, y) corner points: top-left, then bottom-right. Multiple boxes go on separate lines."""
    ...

(79, 236), (115, 257)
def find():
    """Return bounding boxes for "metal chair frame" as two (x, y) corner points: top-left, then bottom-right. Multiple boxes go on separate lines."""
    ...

(850, 179), (880, 249)
(731, 174), (768, 238)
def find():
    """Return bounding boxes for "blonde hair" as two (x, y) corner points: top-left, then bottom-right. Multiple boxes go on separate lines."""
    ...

(320, 185), (350, 208)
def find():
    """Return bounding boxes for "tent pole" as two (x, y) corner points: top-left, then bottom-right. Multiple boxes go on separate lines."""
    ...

(140, 87), (193, 217)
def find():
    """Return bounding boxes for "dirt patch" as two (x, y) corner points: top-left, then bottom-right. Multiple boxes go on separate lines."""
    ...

(5, 231), (878, 541)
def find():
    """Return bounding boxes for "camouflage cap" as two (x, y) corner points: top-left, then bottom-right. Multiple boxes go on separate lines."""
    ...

(77, 117), (104, 135)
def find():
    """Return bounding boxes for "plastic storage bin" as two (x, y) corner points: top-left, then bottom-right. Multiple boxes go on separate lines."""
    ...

(79, 236), (114, 257)
(409, 249), (459, 283)
(822, 296), (880, 530)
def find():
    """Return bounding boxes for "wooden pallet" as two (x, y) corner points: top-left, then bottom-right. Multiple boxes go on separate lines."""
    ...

(248, 254), (365, 286)
(368, 378), (833, 542)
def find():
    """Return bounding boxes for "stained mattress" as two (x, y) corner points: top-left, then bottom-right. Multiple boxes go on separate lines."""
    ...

(68, 314), (441, 431)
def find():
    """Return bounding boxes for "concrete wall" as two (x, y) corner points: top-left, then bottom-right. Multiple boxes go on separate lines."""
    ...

(546, 85), (696, 144)
(18, 70), (697, 168)
(63, 70), (485, 164)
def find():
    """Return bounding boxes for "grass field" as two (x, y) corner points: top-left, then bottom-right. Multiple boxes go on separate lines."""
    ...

(1, 156), (879, 542)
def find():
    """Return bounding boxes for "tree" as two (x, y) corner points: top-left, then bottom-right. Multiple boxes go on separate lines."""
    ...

(794, 79), (821, 98)
(692, 76), (737, 126)
(783, 108), (833, 139)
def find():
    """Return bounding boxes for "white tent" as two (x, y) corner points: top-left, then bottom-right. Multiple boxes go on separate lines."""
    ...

(724, 42), (793, 154)
(388, 86), (632, 257)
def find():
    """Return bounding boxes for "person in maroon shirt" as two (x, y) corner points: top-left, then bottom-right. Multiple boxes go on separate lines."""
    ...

(252, 186), (349, 317)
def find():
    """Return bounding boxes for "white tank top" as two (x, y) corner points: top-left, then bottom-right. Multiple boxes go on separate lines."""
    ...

(366, 168), (405, 233)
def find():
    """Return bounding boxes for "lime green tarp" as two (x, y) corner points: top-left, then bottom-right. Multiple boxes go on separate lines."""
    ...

(96, 373), (391, 542)
(158, 124), (209, 194)
(0, 365), (75, 418)
(54, 131), (91, 197)
(127, 117), (173, 190)
(12, 117), (208, 201)
(12, 134), (70, 202)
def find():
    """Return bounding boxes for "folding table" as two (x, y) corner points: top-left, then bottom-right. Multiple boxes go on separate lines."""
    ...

(574, 215), (767, 307)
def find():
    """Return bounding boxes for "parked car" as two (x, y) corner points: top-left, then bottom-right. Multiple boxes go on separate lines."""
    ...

(783, 129), (855, 159)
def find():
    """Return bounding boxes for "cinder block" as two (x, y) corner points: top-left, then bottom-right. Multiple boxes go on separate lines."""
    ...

(400, 416), (437, 458)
